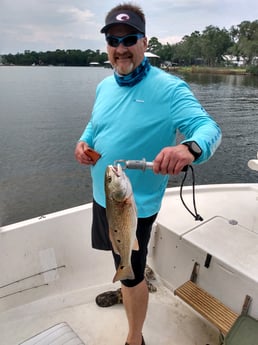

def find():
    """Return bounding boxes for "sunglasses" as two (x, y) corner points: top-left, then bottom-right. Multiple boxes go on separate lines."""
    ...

(106, 33), (144, 48)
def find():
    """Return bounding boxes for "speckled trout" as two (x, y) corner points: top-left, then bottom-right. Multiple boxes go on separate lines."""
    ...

(105, 164), (139, 283)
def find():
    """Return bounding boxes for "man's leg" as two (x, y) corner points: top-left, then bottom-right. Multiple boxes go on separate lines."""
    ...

(122, 279), (148, 345)
(92, 209), (157, 344)
(118, 214), (157, 345)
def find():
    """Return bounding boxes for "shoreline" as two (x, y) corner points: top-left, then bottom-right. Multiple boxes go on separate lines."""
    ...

(166, 66), (249, 75)
(1, 64), (255, 76)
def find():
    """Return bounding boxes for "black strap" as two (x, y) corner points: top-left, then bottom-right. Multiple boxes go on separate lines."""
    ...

(180, 165), (203, 221)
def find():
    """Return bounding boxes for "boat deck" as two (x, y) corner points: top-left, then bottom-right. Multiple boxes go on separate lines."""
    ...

(0, 277), (219, 345)
(1, 183), (258, 344)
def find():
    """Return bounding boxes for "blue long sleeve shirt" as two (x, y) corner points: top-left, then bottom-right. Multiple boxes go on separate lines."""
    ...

(79, 66), (221, 217)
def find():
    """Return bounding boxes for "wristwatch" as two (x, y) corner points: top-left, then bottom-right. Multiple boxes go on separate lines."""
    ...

(182, 141), (202, 161)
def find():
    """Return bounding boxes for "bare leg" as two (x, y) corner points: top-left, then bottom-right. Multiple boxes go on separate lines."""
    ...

(122, 279), (148, 345)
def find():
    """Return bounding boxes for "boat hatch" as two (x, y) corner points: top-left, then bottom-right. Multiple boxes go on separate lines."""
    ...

(183, 216), (258, 283)
(19, 322), (85, 345)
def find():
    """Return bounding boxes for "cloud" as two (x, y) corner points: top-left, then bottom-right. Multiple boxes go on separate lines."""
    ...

(0, 1), (103, 53)
(159, 35), (183, 45)
(0, 0), (257, 54)
(58, 6), (94, 24)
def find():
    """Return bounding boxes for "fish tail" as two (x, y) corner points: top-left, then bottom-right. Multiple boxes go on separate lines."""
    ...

(112, 264), (135, 283)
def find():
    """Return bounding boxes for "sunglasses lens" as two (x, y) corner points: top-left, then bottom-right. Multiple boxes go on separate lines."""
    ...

(106, 37), (120, 47)
(106, 34), (143, 47)
(123, 36), (138, 47)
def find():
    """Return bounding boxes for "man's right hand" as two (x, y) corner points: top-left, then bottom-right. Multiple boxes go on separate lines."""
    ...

(74, 141), (94, 165)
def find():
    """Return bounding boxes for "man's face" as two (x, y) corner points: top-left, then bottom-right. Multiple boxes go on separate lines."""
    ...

(106, 24), (147, 75)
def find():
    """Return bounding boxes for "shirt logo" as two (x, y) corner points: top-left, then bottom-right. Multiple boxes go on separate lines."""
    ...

(116, 13), (130, 22)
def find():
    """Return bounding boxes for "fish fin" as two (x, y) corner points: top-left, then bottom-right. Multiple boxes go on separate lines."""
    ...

(113, 264), (135, 283)
(109, 229), (120, 255)
(132, 238), (139, 251)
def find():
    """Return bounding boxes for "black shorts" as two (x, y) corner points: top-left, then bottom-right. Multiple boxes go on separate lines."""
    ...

(91, 199), (157, 287)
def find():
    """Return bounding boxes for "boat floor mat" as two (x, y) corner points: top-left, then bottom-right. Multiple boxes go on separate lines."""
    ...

(19, 322), (85, 345)
(224, 315), (258, 345)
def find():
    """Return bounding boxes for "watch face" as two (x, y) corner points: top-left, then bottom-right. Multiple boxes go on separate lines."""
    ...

(191, 142), (202, 154)
(183, 141), (202, 160)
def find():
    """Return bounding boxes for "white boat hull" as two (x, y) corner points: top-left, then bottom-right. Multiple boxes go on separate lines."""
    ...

(0, 183), (257, 344)
(152, 184), (258, 318)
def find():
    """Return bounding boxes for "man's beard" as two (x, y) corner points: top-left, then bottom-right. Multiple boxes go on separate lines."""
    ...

(114, 62), (134, 76)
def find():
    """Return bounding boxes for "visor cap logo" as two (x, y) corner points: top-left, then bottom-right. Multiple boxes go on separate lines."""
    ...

(116, 13), (130, 22)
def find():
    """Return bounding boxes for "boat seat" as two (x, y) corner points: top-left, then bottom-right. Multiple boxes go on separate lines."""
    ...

(19, 322), (85, 345)
(174, 280), (239, 335)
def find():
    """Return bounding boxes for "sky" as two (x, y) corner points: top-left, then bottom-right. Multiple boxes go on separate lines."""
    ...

(0, 0), (257, 55)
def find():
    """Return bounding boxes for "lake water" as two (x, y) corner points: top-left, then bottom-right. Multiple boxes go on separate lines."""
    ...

(0, 66), (258, 226)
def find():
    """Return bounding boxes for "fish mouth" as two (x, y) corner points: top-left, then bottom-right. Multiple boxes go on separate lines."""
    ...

(111, 164), (122, 177)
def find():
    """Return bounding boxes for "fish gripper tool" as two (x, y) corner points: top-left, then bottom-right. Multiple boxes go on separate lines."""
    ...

(114, 158), (154, 171)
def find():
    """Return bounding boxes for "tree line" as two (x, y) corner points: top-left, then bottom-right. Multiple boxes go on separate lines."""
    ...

(149, 20), (258, 67)
(1, 20), (258, 69)
(2, 49), (108, 67)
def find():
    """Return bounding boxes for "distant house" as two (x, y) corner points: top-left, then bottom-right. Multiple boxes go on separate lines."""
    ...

(252, 56), (258, 65)
(144, 51), (160, 58)
(89, 62), (100, 67)
(222, 55), (246, 67)
(104, 60), (112, 68)
(144, 51), (160, 66)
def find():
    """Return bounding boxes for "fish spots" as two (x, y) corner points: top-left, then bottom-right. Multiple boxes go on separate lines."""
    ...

(114, 230), (121, 243)
(114, 229), (121, 243)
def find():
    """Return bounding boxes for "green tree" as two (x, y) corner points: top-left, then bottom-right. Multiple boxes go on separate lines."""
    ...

(201, 26), (233, 66)
(148, 37), (162, 54)
(230, 20), (258, 63)
(158, 43), (174, 62)
(177, 31), (203, 65)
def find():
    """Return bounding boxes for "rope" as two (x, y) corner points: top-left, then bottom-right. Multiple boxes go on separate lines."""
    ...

(180, 165), (203, 221)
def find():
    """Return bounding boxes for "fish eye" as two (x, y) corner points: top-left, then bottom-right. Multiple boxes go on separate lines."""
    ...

(107, 176), (112, 183)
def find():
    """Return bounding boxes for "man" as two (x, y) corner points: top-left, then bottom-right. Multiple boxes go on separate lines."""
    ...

(75, 3), (222, 345)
